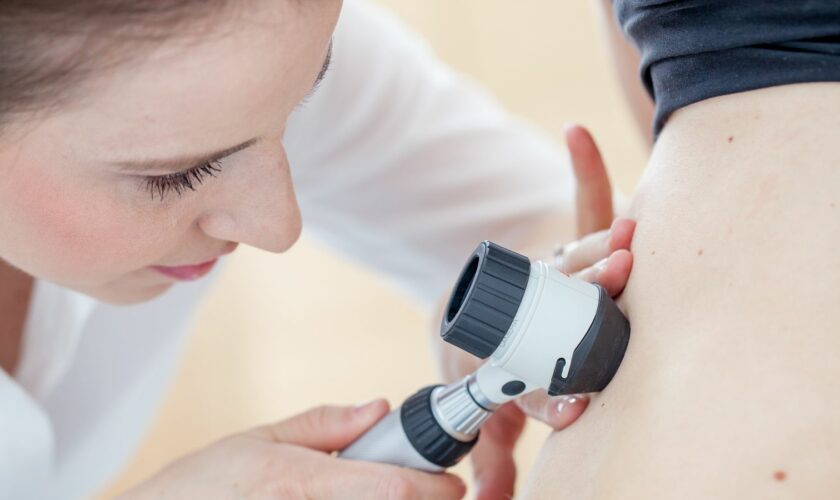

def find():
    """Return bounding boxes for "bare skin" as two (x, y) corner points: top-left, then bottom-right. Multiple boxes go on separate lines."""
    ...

(523, 83), (840, 498)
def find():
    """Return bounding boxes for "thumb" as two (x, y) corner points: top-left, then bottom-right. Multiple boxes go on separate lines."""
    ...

(252, 399), (390, 452)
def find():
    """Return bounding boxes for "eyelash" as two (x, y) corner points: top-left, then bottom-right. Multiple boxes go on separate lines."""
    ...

(143, 160), (222, 201)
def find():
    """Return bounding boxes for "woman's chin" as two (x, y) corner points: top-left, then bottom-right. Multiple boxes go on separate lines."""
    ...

(77, 281), (174, 305)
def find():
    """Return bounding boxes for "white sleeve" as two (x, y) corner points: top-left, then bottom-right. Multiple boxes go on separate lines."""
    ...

(284, 0), (576, 307)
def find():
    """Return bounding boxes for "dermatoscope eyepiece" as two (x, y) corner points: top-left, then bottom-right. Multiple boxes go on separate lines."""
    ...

(440, 241), (531, 359)
(441, 242), (531, 359)
(441, 241), (630, 396)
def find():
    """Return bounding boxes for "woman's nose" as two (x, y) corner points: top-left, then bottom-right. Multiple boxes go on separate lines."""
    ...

(197, 148), (302, 253)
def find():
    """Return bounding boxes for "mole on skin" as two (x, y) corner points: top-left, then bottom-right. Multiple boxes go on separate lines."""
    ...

(773, 470), (787, 482)
(728, 135), (734, 143)
(697, 249), (704, 256)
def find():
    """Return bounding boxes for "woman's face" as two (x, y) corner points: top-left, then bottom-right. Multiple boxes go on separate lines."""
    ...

(0, 0), (342, 303)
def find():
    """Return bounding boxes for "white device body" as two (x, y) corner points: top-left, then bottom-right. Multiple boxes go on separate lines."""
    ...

(478, 261), (600, 402)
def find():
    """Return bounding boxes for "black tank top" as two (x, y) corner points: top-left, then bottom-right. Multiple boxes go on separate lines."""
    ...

(613, 0), (840, 135)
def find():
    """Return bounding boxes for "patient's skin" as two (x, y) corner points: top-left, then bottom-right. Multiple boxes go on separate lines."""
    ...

(523, 83), (840, 498)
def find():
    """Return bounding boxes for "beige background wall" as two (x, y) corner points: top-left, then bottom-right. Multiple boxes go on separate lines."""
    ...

(101, 1), (646, 497)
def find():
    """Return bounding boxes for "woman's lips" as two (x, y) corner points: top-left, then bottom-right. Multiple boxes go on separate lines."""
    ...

(151, 258), (218, 281)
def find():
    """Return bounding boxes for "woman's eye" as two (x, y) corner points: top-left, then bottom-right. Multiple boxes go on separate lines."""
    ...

(143, 160), (222, 201)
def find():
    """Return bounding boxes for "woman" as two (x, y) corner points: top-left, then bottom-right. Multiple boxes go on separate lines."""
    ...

(0, 0), (635, 498)
(524, 1), (840, 498)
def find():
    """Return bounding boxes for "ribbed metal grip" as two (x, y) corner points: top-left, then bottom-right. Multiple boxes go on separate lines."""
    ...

(430, 376), (492, 442)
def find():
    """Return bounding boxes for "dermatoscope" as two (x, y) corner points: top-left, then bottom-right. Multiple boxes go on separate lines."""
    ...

(340, 241), (630, 472)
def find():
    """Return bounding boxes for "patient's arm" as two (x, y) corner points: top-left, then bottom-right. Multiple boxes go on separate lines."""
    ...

(594, 0), (654, 146)
(522, 83), (840, 498)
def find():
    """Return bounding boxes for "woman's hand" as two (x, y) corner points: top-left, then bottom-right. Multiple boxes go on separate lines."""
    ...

(432, 124), (634, 499)
(458, 218), (634, 500)
(119, 400), (466, 500)
(514, 124), (634, 421)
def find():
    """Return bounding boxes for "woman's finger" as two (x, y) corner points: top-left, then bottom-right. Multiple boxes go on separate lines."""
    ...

(566, 124), (614, 237)
(252, 400), (390, 452)
(515, 392), (590, 430)
(470, 404), (524, 500)
(558, 218), (635, 274)
(558, 228), (609, 274)
(573, 249), (633, 297)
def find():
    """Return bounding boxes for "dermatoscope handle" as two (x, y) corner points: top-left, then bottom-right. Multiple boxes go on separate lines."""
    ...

(339, 385), (479, 472)
(339, 406), (444, 472)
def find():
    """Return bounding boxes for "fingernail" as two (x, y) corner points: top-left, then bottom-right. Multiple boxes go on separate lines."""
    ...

(555, 396), (577, 415)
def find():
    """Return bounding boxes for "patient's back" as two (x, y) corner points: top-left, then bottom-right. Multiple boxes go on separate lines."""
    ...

(522, 82), (840, 499)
